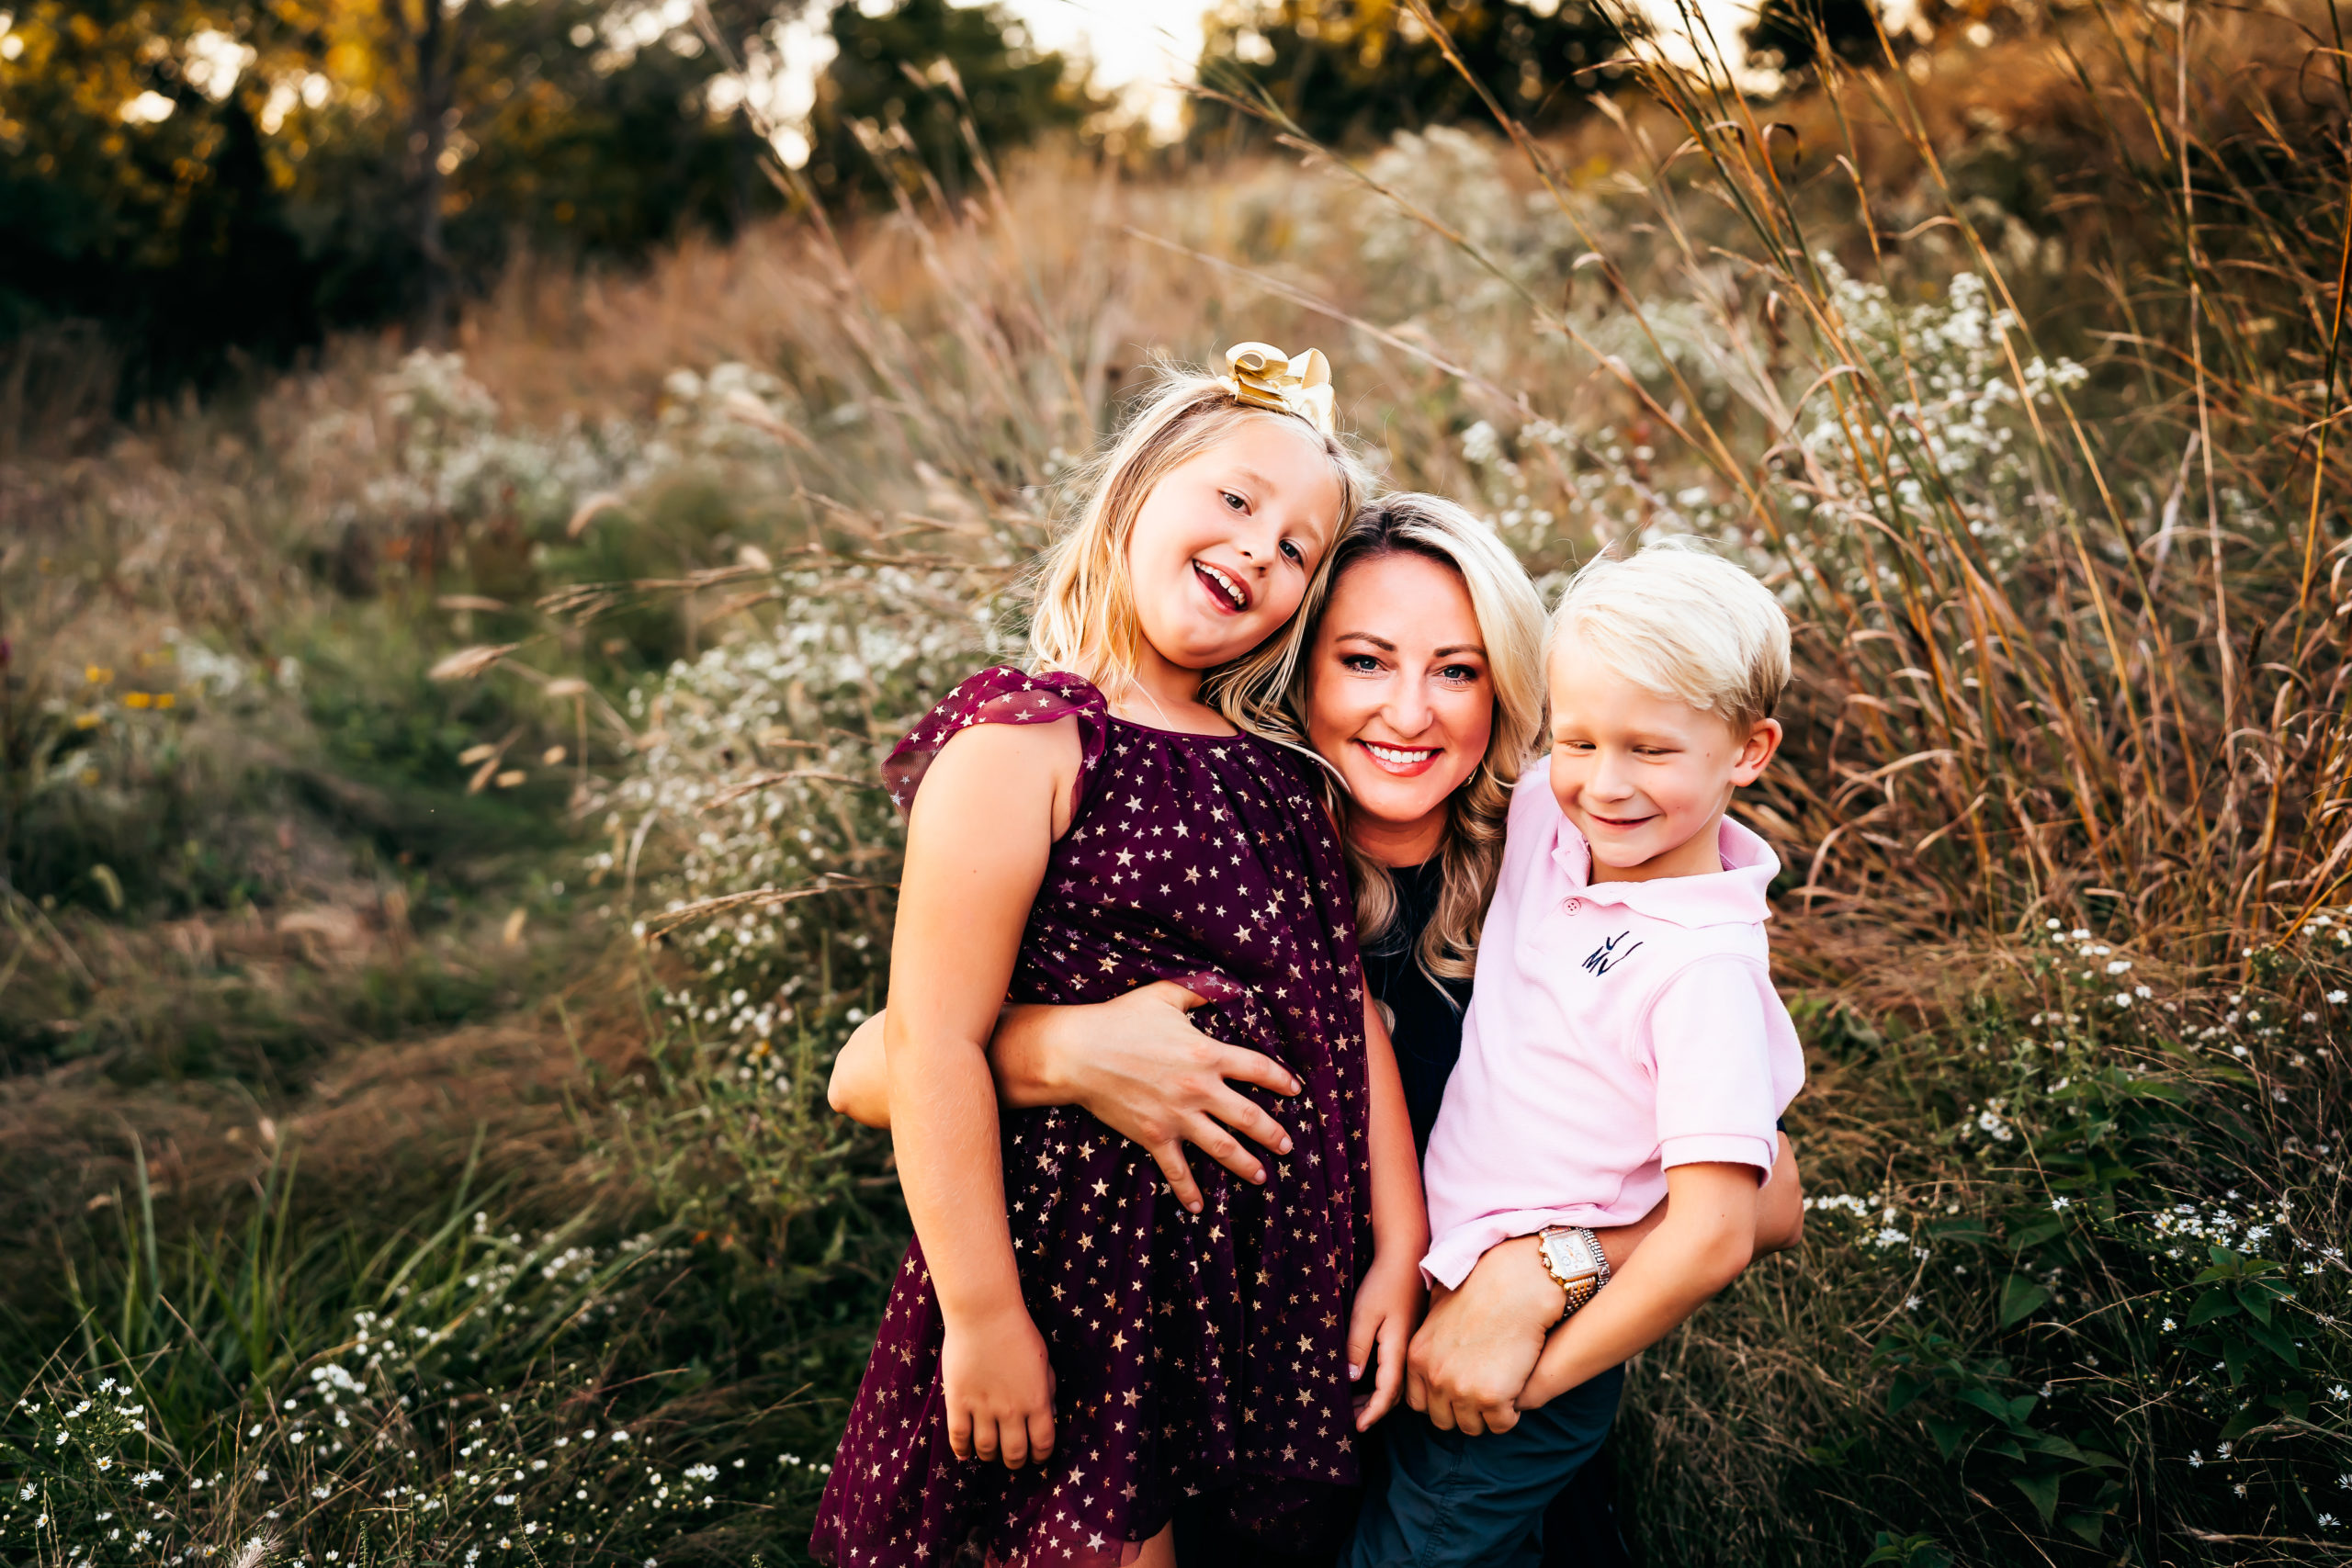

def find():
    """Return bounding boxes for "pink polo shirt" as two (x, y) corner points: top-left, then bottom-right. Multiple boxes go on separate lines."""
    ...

(1419, 771), (1804, 1289)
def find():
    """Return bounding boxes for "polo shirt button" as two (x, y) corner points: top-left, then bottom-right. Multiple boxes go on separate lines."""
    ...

(1563, 898), (1584, 914)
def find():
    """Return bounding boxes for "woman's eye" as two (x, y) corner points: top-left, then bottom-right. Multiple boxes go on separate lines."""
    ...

(1439, 664), (1480, 682)
(1341, 654), (1381, 673)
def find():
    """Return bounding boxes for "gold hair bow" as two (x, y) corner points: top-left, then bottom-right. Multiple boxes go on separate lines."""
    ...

(1219, 342), (1337, 435)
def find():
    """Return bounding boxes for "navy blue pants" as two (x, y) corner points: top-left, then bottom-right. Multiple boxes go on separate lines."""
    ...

(1342, 1366), (1625, 1568)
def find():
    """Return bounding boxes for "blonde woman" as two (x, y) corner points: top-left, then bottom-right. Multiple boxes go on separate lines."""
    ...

(831, 493), (1804, 1566)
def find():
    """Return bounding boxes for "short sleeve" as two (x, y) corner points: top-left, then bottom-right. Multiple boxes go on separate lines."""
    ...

(1647, 957), (1779, 1176)
(881, 667), (1109, 819)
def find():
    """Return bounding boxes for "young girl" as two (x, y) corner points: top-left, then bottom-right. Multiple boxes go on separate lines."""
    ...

(810, 345), (1429, 1568)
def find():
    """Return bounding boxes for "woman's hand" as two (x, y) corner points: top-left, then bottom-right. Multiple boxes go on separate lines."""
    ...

(1347, 1250), (1425, 1431)
(941, 1301), (1057, 1470)
(1014, 982), (1300, 1213)
(830, 984), (1306, 1215)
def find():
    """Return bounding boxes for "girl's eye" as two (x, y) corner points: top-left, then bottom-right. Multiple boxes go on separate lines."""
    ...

(1221, 490), (1247, 512)
(1279, 539), (1305, 563)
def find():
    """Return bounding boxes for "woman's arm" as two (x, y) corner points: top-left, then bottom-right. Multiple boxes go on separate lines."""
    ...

(1516, 1161), (1758, 1409)
(828, 986), (1305, 1213)
(885, 716), (1080, 1471)
(1348, 988), (1430, 1431)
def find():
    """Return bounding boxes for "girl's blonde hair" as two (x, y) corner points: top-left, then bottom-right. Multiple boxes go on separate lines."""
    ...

(1027, 364), (1374, 739)
(1303, 493), (1548, 985)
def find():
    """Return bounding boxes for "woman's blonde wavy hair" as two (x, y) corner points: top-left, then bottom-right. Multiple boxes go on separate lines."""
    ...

(1026, 363), (1374, 740)
(1303, 493), (1548, 986)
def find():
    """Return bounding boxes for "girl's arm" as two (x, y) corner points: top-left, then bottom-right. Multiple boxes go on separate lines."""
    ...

(886, 716), (1081, 1472)
(1347, 987), (1430, 1431)
(1515, 1160), (1758, 1409)
(828, 987), (1305, 1212)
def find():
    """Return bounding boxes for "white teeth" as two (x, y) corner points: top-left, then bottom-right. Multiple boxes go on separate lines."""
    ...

(1198, 561), (1246, 610)
(1366, 743), (1438, 767)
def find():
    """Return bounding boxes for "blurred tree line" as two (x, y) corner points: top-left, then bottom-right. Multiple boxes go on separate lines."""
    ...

(0, 0), (1092, 400)
(6, 0), (2025, 403)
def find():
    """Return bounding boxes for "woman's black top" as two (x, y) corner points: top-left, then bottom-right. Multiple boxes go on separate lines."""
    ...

(1360, 857), (1474, 1159)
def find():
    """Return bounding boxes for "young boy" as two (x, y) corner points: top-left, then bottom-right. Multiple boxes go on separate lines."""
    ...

(1347, 541), (1805, 1568)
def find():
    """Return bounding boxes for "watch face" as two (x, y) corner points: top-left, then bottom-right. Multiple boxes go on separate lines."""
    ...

(1545, 1231), (1596, 1280)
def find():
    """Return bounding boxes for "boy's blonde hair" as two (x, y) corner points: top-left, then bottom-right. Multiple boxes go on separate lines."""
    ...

(1548, 539), (1791, 729)
(1310, 493), (1546, 984)
(1027, 363), (1373, 739)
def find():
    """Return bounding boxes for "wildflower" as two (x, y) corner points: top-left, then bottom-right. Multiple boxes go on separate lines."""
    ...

(85, 665), (112, 684)
(2330, 991), (2347, 1005)
(2334, 1384), (2350, 1401)
(123, 691), (153, 709)
(2321, 1513), (2340, 1529)
(2050, 1197), (2072, 1212)
(2161, 1317), (2176, 1332)
(2188, 1450), (2203, 1468)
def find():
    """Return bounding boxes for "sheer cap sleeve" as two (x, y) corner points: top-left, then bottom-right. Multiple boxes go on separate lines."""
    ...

(881, 666), (1110, 818)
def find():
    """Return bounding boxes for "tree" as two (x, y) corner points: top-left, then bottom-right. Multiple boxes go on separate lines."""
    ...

(1744, 0), (1890, 76)
(804, 0), (1097, 205)
(1192, 0), (1634, 151)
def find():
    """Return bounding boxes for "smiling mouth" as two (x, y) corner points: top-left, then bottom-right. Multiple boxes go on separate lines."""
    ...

(1586, 811), (1656, 829)
(1193, 559), (1250, 614)
(1357, 739), (1442, 774)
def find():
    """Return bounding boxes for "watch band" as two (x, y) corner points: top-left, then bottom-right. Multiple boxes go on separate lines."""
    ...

(1536, 1224), (1611, 1322)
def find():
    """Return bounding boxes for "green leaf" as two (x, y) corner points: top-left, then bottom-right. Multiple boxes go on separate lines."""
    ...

(1924, 1416), (1970, 1461)
(2237, 1283), (2274, 1325)
(2244, 1317), (2301, 1368)
(1981, 1436), (2026, 1461)
(2061, 1511), (2107, 1546)
(2186, 1289), (2237, 1326)
(2222, 1339), (2254, 1386)
(2270, 1391), (2311, 1422)
(2013, 1470), (2063, 1525)
(1888, 1371), (1931, 1415)
(2007, 1219), (2065, 1250)
(1999, 1275), (2052, 1327)
(2219, 1402), (2266, 1442)
(1957, 1388), (2018, 1423)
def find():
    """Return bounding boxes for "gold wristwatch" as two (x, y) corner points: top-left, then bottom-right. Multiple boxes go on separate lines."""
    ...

(1536, 1224), (1611, 1322)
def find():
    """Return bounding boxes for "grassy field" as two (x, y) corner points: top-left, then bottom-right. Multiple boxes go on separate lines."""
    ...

(4, 4), (2350, 1563)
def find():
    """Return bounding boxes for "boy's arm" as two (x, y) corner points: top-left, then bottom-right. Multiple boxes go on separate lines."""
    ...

(1347, 987), (1429, 1431)
(1517, 1161), (1757, 1408)
(1408, 1133), (1799, 1433)
(1756, 1131), (1804, 1254)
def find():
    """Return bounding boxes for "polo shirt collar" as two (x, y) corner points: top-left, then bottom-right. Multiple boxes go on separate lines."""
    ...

(1552, 813), (1780, 928)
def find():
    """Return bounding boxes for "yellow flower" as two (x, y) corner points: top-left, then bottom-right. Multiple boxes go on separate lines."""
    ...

(122, 692), (153, 709)
(85, 665), (113, 685)
(79, 767), (100, 785)
(154, 693), (175, 709)
(74, 712), (101, 730)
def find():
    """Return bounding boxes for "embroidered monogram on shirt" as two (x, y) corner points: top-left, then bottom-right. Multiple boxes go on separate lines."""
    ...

(1581, 931), (1644, 976)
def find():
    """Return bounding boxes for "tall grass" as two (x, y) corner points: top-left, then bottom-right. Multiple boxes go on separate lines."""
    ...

(5, 1), (2349, 1562)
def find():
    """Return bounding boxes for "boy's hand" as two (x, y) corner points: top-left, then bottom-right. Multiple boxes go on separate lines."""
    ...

(1406, 1234), (1558, 1435)
(941, 1303), (1057, 1469)
(1347, 1251), (1426, 1430)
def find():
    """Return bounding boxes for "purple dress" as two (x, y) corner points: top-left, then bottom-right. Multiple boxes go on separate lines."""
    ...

(811, 667), (1374, 1568)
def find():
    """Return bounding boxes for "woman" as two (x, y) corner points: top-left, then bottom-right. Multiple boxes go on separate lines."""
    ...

(830, 492), (1804, 1564)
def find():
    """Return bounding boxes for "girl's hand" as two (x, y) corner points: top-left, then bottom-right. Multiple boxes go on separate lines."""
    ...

(941, 1303), (1057, 1470)
(1346, 1251), (1426, 1431)
(1023, 981), (1301, 1213)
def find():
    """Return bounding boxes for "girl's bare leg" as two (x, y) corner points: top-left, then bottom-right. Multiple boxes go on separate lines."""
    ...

(1134, 1523), (1177, 1568)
